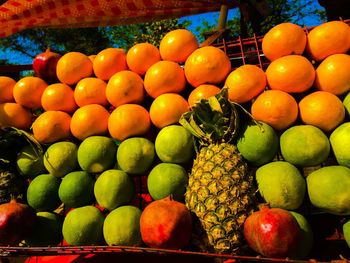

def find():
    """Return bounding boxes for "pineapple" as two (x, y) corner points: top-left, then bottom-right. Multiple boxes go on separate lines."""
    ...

(179, 88), (257, 254)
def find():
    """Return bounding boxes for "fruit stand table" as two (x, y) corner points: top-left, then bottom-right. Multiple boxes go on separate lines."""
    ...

(1, 0), (350, 262)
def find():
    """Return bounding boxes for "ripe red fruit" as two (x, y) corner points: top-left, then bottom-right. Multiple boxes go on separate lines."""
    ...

(140, 196), (192, 250)
(0, 199), (36, 245)
(33, 49), (61, 83)
(243, 205), (301, 258)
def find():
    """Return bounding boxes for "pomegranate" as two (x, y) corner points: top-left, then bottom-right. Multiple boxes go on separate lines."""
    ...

(140, 196), (192, 250)
(0, 199), (36, 246)
(33, 49), (61, 83)
(243, 205), (300, 258)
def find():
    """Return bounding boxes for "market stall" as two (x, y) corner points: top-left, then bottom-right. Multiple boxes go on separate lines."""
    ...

(1, 1), (350, 263)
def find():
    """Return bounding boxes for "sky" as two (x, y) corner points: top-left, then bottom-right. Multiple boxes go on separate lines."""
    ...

(1, 1), (325, 65)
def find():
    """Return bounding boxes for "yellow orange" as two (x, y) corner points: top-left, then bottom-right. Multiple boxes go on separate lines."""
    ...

(144, 60), (186, 98)
(93, 48), (128, 81)
(184, 46), (231, 87)
(56, 52), (93, 85)
(13, 76), (47, 109)
(70, 104), (110, 141)
(306, 21), (350, 61)
(299, 91), (345, 132)
(159, 29), (199, 63)
(262, 22), (307, 61)
(0, 76), (16, 103)
(150, 93), (189, 129)
(315, 54), (350, 96)
(88, 55), (96, 63)
(41, 83), (77, 113)
(108, 104), (151, 141)
(265, 55), (315, 93)
(126, 43), (161, 76)
(106, 70), (144, 107)
(0, 103), (32, 130)
(225, 64), (266, 103)
(251, 90), (298, 130)
(74, 77), (109, 107)
(32, 111), (71, 144)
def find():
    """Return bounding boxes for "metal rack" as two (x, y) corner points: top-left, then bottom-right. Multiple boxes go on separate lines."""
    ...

(0, 245), (348, 262)
(211, 18), (350, 70)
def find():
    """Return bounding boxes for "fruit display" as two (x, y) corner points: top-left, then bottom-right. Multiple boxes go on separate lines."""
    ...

(0, 20), (349, 262)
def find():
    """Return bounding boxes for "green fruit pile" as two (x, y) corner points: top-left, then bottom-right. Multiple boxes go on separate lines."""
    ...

(11, 116), (195, 248)
(15, 123), (195, 247)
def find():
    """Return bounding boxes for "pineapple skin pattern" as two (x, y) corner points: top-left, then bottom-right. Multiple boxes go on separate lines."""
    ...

(186, 142), (256, 254)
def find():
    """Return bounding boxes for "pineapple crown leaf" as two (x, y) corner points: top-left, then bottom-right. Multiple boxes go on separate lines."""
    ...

(0, 158), (10, 164)
(0, 127), (44, 168)
(14, 127), (43, 156)
(1, 127), (43, 155)
(179, 88), (256, 145)
(181, 111), (208, 141)
(207, 95), (223, 113)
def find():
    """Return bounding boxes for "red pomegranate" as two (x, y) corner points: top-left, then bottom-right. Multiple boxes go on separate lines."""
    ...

(140, 196), (192, 250)
(243, 205), (301, 258)
(33, 49), (61, 83)
(0, 199), (36, 246)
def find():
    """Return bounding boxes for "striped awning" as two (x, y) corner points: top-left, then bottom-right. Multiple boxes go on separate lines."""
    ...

(0, 0), (238, 38)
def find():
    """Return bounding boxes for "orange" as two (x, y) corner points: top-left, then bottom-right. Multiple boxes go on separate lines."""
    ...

(41, 83), (77, 113)
(0, 76), (16, 103)
(88, 55), (96, 63)
(188, 84), (221, 107)
(225, 64), (266, 103)
(251, 90), (298, 130)
(70, 104), (110, 141)
(150, 93), (189, 129)
(93, 48), (128, 81)
(144, 61), (186, 99)
(56, 52), (93, 85)
(13, 76), (48, 109)
(184, 46), (231, 87)
(74, 77), (109, 107)
(315, 54), (350, 96)
(126, 43), (161, 76)
(108, 104), (151, 141)
(306, 21), (350, 62)
(106, 70), (144, 107)
(159, 29), (199, 63)
(299, 91), (345, 132)
(265, 55), (315, 93)
(262, 22), (307, 61)
(0, 103), (32, 130)
(32, 111), (71, 144)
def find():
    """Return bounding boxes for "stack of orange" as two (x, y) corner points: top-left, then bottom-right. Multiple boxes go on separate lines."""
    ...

(1, 20), (349, 145)
(0, 28), (231, 144)
(0, 76), (32, 130)
(250, 20), (350, 132)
